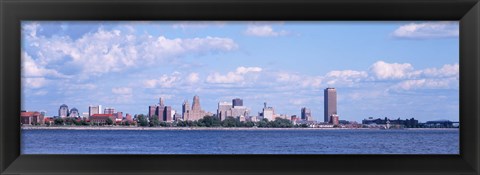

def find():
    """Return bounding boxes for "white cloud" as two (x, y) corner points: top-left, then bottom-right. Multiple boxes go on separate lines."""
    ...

(392, 21), (459, 39)
(21, 51), (70, 78)
(324, 70), (368, 86)
(172, 21), (226, 30)
(393, 78), (458, 90)
(187, 72), (200, 83)
(143, 72), (181, 88)
(23, 77), (47, 89)
(206, 66), (263, 84)
(369, 61), (414, 80)
(112, 87), (132, 95)
(23, 25), (238, 78)
(421, 63), (459, 78)
(244, 25), (288, 37)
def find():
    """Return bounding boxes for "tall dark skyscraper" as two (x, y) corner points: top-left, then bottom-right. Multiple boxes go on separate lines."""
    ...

(324, 87), (337, 123)
(232, 98), (243, 107)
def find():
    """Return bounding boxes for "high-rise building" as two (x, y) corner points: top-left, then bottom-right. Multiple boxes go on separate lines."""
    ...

(156, 105), (165, 120)
(324, 87), (337, 123)
(125, 113), (132, 121)
(104, 107), (115, 114)
(182, 100), (190, 119)
(232, 98), (243, 107)
(301, 107), (312, 121)
(159, 97), (165, 107)
(149, 105), (157, 117)
(89, 105), (101, 117)
(58, 104), (69, 118)
(217, 102), (232, 120)
(183, 95), (207, 121)
(164, 106), (172, 122)
(69, 108), (79, 118)
(262, 102), (275, 121)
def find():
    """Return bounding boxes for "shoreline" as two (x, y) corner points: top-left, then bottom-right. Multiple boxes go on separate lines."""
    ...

(20, 126), (459, 131)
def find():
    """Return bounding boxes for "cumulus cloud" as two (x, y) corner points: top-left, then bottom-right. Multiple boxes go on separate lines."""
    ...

(23, 77), (47, 89)
(206, 66), (262, 84)
(144, 72), (181, 88)
(21, 51), (70, 78)
(187, 72), (200, 83)
(392, 21), (459, 39)
(324, 70), (368, 86)
(369, 61), (414, 80)
(244, 25), (288, 37)
(22, 24), (239, 78)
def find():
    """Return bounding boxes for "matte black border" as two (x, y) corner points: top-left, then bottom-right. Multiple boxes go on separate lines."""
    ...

(1, 0), (479, 174)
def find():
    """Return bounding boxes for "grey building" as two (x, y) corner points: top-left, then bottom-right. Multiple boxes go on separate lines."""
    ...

(301, 107), (312, 121)
(69, 108), (79, 118)
(232, 98), (243, 107)
(58, 104), (69, 118)
(324, 87), (337, 123)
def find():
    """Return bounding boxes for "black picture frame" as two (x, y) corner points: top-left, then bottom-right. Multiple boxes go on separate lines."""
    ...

(1, 0), (479, 174)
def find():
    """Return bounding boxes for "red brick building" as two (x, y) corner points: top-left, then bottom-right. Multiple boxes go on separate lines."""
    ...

(90, 114), (115, 124)
(21, 111), (45, 125)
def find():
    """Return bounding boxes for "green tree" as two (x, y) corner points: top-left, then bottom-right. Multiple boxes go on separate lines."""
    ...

(106, 118), (113, 125)
(148, 115), (160, 127)
(136, 114), (148, 127)
(222, 117), (238, 127)
(54, 118), (64, 125)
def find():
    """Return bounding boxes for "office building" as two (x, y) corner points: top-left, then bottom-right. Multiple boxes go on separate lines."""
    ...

(232, 98), (243, 107)
(301, 107), (312, 121)
(104, 107), (115, 114)
(69, 108), (79, 118)
(183, 95), (207, 121)
(324, 87), (337, 123)
(261, 102), (275, 121)
(89, 105), (102, 117)
(58, 104), (69, 118)
(148, 105), (157, 117)
(330, 114), (339, 125)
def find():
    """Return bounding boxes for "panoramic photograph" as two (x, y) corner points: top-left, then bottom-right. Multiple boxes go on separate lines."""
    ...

(20, 21), (459, 154)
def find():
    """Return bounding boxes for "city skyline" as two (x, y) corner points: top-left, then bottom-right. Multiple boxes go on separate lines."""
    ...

(21, 21), (459, 122)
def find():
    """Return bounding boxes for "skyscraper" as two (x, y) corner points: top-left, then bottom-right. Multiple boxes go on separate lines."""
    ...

(232, 98), (243, 107)
(159, 97), (165, 107)
(301, 107), (312, 121)
(104, 107), (115, 114)
(184, 95), (207, 121)
(324, 87), (337, 123)
(58, 104), (69, 118)
(182, 100), (190, 119)
(148, 105), (156, 117)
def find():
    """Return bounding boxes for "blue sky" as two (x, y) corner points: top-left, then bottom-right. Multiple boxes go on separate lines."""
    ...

(21, 21), (459, 122)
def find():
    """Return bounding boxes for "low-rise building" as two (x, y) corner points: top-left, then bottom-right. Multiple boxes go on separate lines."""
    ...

(21, 111), (45, 125)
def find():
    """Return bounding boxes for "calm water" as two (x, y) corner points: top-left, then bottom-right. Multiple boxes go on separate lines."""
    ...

(21, 129), (459, 154)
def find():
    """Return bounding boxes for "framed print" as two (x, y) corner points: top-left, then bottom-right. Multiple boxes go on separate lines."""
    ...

(1, 0), (479, 174)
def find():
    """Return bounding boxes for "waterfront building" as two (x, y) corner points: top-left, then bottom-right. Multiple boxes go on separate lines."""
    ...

(156, 105), (165, 120)
(301, 107), (312, 121)
(173, 113), (182, 121)
(148, 105), (157, 117)
(69, 108), (79, 118)
(81, 112), (89, 119)
(88, 105), (102, 117)
(58, 104), (69, 118)
(90, 114), (115, 124)
(164, 106), (172, 122)
(217, 101), (232, 120)
(20, 111), (45, 125)
(232, 98), (243, 107)
(183, 95), (207, 121)
(324, 87), (337, 123)
(104, 107), (115, 114)
(261, 102), (275, 121)
(182, 100), (190, 119)
(125, 113), (133, 122)
(115, 112), (123, 121)
(330, 114), (339, 125)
